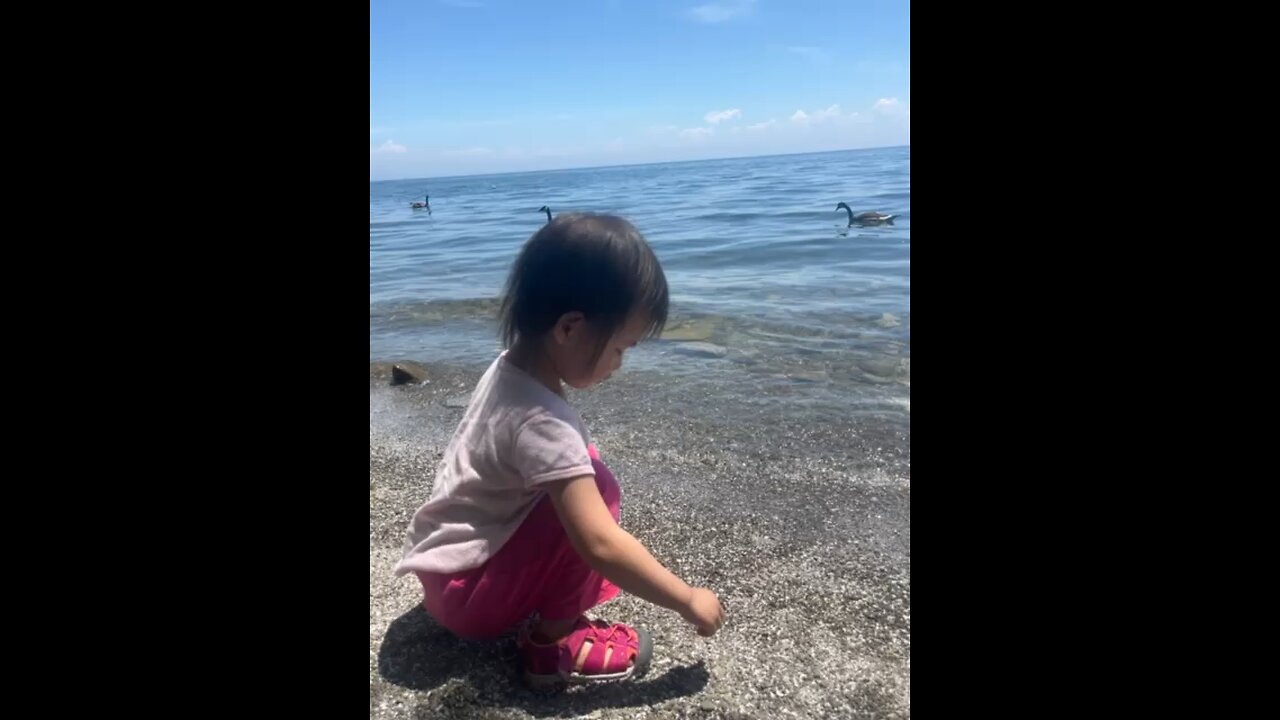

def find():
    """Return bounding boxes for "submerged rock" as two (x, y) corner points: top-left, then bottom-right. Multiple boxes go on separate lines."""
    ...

(876, 313), (901, 328)
(674, 341), (729, 359)
(788, 370), (829, 384)
(660, 317), (716, 342)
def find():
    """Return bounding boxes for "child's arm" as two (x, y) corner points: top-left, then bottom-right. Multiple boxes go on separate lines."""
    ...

(546, 475), (724, 636)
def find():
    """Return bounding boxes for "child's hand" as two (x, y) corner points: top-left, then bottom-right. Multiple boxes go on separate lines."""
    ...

(680, 587), (725, 636)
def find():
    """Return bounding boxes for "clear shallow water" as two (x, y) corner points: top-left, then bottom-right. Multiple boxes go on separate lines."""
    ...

(371, 146), (909, 425)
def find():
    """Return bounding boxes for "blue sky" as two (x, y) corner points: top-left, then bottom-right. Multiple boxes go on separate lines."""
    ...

(370, 0), (909, 180)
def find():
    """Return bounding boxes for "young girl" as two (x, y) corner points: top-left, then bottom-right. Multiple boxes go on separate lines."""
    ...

(395, 213), (725, 689)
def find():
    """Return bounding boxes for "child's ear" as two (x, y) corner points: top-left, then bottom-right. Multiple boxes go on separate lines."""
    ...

(553, 311), (586, 345)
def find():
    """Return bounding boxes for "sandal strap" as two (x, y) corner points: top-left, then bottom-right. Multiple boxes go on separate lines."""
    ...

(564, 618), (639, 675)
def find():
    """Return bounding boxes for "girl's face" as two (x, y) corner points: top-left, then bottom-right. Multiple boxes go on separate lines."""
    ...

(551, 312), (650, 389)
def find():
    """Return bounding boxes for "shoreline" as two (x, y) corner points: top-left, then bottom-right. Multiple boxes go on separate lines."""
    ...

(370, 361), (910, 719)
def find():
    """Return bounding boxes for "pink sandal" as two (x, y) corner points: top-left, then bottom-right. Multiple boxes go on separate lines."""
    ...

(517, 616), (653, 690)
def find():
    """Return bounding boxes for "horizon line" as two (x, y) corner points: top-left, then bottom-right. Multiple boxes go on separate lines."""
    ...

(370, 144), (909, 184)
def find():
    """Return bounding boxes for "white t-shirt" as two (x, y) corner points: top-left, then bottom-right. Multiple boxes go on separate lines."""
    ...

(394, 353), (595, 575)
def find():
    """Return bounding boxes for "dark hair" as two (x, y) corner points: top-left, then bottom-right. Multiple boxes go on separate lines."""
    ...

(499, 213), (668, 358)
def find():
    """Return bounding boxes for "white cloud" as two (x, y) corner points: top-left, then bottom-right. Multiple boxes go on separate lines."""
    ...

(688, 0), (755, 23)
(747, 119), (776, 131)
(814, 104), (841, 120)
(704, 108), (741, 124)
(872, 98), (909, 119)
(679, 127), (713, 139)
(374, 140), (407, 153)
(874, 97), (906, 113)
(791, 104), (844, 124)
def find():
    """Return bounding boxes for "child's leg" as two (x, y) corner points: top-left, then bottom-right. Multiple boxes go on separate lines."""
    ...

(528, 457), (622, 640)
(515, 458), (652, 685)
(417, 455), (622, 641)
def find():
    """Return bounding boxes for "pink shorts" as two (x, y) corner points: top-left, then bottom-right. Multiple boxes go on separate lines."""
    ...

(415, 444), (621, 640)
